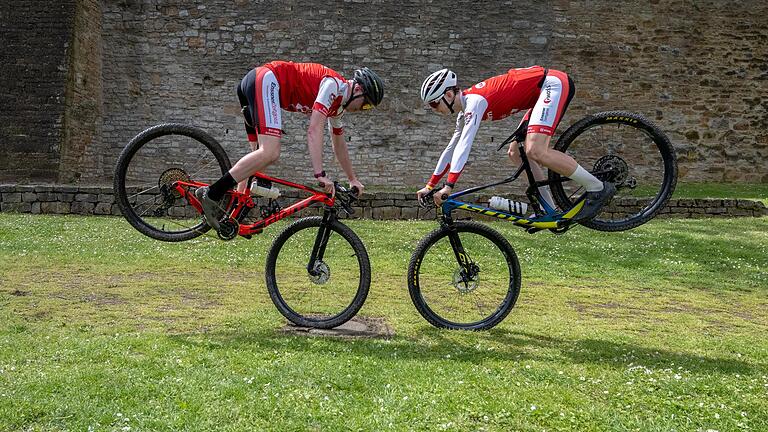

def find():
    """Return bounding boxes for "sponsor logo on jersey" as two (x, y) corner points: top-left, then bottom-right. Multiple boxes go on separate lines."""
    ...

(475, 82), (486, 89)
(464, 112), (474, 123)
(543, 84), (552, 104)
(269, 83), (279, 122)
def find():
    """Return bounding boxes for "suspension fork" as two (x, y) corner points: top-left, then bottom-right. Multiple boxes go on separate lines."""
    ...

(307, 208), (335, 275)
(441, 215), (472, 271)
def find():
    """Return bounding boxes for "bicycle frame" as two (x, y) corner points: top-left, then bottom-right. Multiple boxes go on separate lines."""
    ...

(173, 171), (335, 237)
(439, 140), (585, 232)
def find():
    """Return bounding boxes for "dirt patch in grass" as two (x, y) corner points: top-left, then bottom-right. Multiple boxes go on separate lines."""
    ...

(281, 316), (395, 339)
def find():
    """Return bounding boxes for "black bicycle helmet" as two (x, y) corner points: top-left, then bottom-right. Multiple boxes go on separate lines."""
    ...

(353, 67), (385, 106)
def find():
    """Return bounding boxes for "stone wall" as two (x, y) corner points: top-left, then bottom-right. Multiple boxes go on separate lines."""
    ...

(1, 184), (765, 220)
(3, 1), (767, 187)
(0, 1), (76, 182)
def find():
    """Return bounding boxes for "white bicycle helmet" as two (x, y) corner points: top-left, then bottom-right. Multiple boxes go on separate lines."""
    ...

(420, 68), (458, 103)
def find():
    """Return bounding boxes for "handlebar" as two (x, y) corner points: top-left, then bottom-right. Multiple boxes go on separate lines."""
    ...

(332, 181), (359, 215)
(418, 188), (448, 208)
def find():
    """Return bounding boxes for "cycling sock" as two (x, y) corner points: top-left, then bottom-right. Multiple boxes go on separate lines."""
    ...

(208, 172), (237, 201)
(569, 165), (604, 192)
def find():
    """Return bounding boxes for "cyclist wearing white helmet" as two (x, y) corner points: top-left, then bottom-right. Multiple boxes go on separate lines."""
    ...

(416, 66), (615, 222)
(196, 61), (384, 231)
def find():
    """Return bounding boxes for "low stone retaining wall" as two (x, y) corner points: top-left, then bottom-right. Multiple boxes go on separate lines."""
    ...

(1, 184), (766, 219)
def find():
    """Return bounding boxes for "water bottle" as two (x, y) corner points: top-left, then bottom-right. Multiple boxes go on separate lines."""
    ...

(489, 196), (527, 215)
(251, 178), (280, 199)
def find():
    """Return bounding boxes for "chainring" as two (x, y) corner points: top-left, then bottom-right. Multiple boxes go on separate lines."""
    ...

(217, 219), (239, 241)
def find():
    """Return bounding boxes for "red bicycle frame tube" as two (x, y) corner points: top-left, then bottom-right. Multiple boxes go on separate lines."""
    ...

(174, 172), (335, 237)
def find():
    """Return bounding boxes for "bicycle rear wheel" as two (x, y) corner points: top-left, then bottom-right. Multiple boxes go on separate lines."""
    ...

(265, 216), (371, 329)
(549, 111), (677, 231)
(114, 123), (231, 242)
(407, 221), (521, 330)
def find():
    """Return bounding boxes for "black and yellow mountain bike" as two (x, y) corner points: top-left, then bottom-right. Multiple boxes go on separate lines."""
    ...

(408, 111), (678, 330)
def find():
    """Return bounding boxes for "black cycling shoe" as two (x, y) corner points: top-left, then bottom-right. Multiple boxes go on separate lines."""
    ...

(195, 186), (224, 231)
(570, 182), (617, 222)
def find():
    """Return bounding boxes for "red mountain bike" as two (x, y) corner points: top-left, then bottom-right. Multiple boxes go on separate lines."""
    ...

(113, 124), (370, 329)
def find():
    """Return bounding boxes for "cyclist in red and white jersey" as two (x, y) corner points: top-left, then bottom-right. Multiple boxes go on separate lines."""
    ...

(416, 66), (615, 221)
(196, 61), (384, 231)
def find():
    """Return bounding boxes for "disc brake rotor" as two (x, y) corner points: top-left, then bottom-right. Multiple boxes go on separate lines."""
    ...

(309, 261), (330, 285)
(452, 267), (479, 294)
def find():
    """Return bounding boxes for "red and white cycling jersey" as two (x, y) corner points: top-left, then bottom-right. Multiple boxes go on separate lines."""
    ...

(463, 65), (547, 122)
(428, 66), (574, 187)
(243, 61), (348, 139)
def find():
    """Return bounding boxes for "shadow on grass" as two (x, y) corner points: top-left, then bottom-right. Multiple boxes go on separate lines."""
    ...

(170, 325), (759, 375)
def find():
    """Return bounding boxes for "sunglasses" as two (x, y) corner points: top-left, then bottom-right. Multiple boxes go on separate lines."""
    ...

(347, 92), (374, 110)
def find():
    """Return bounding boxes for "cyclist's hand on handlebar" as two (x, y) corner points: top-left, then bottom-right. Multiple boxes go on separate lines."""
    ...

(434, 185), (453, 206)
(349, 179), (364, 197)
(317, 176), (335, 197)
(416, 186), (433, 208)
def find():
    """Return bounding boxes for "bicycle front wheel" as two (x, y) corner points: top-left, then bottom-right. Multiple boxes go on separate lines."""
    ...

(265, 216), (371, 329)
(407, 221), (521, 330)
(114, 123), (231, 242)
(549, 111), (677, 231)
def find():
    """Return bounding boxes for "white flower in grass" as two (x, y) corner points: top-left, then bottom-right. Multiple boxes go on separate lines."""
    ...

(530, 405), (537, 411)
(714, 413), (720, 419)
(674, 374), (682, 380)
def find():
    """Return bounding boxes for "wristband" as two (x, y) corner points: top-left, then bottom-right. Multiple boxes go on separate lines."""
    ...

(313, 170), (326, 179)
(445, 182), (455, 188)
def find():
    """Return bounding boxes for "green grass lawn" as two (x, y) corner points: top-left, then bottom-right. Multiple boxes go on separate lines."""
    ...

(0, 213), (766, 431)
(670, 183), (768, 206)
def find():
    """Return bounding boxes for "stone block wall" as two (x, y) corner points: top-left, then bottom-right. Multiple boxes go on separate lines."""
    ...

(0, 1), (76, 182)
(2, 1), (767, 187)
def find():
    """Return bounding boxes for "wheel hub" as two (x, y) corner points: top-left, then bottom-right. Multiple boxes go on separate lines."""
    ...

(452, 265), (479, 294)
(593, 155), (629, 185)
(158, 168), (190, 199)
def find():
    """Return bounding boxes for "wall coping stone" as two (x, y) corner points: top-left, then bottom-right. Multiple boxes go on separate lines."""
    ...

(0, 184), (766, 219)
